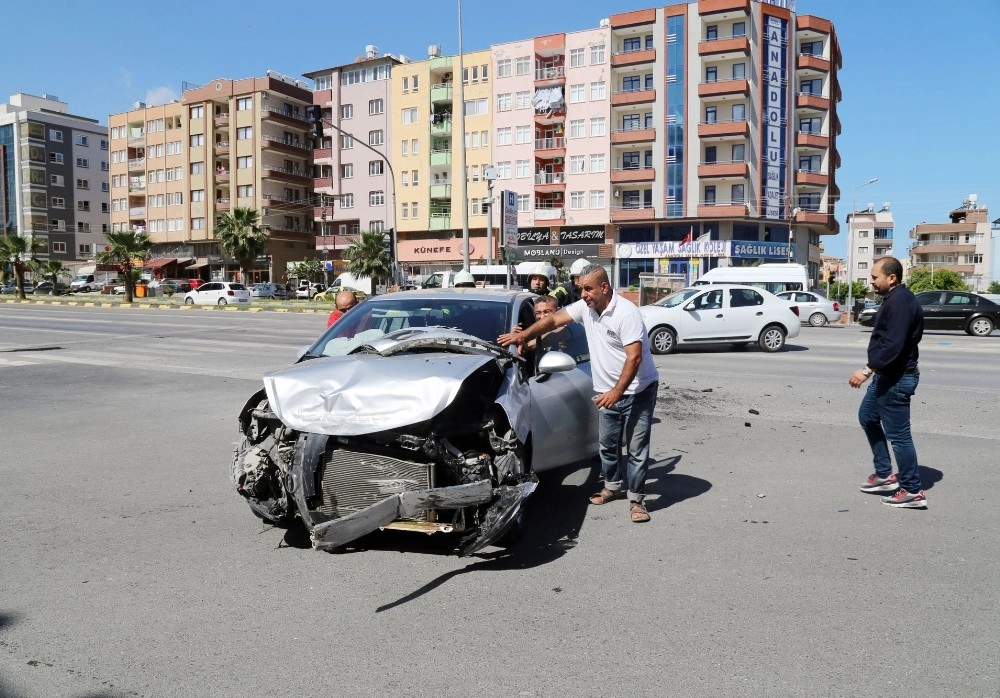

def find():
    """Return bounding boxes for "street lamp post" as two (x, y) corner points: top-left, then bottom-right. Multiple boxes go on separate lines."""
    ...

(847, 177), (878, 326)
(456, 0), (470, 272)
(787, 207), (800, 263)
(484, 165), (497, 267)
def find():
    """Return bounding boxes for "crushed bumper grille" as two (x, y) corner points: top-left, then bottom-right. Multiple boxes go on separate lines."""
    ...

(316, 449), (432, 520)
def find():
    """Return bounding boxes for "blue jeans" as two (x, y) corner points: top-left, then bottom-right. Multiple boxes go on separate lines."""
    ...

(858, 372), (922, 494)
(598, 381), (658, 501)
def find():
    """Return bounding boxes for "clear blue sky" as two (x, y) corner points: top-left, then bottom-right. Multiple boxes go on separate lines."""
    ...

(4, 0), (998, 259)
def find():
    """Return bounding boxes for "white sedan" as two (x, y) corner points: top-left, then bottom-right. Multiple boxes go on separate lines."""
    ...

(183, 281), (252, 306)
(776, 291), (841, 327)
(639, 285), (801, 354)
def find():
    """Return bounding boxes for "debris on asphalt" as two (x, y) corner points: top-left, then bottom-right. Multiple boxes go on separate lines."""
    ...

(749, 408), (760, 415)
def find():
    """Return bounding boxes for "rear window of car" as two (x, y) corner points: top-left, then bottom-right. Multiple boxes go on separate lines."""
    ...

(229, 283), (247, 291)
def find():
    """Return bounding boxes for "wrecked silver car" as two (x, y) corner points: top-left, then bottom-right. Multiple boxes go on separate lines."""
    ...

(232, 289), (598, 555)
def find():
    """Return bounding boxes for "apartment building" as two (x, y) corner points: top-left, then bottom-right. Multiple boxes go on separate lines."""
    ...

(846, 203), (894, 285)
(108, 73), (316, 283)
(0, 93), (109, 266)
(909, 196), (992, 292)
(305, 48), (398, 277)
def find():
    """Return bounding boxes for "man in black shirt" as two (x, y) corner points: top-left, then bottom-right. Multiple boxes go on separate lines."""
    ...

(849, 256), (926, 508)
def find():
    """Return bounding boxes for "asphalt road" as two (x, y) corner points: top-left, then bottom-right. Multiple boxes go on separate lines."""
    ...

(1, 304), (998, 697)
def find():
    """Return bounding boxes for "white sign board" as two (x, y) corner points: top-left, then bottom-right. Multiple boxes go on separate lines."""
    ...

(502, 190), (518, 247)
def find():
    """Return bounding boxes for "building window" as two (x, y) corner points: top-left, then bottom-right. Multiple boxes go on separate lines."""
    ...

(515, 160), (531, 178)
(589, 190), (606, 208)
(411, 139), (418, 154)
(53, 241), (67, 252)
(590, 44), (605, 63)
(515, 56), (530, 75)
(75, 135), (89, 147)
(369, 98), (384, 115)
(191, 161), (204, 174)
(340, 134), (354, 150)
(799, 78), (823, 95)
(237, 156), (252, 168)
(570, 48), (585, 67)
(569, 155), (585, 173)
(517, 194), (530, 212)
(369, 191), (384, 206)
(623, 75), (641, 92)
(411, 202), (418, 217)
(515, 91), (531, 109)
(100, 139), (108, 150)
(569, 120), (585, 138)
(495, 162), (511, 179)
(622, 114), (641, 131)
(706, 25), (718, 40)
(76, 157), (89, 168)
(191, 189), (205, 202)
(497, 127), (512, 146)
(236, 97), (252, 111)
(515, 125), (531, 144)
(49, 129), (64, 142)
(732, 22), (746, 38)
(190, 134), (204, 147)
(77, 200), (91, 212)
(50, 174), (64, 186)
(731, 143), (745, 162)
(732, 63), (746, 80)
(496, 93), (512, 111)
(401, 107), (417, 124)
(341, 193), (354, 208)
(569, 84), (585, 103)
(623, 37), (641, 52)
(590, 117), (606, 136)
(76, 178), (89, 189)
(369, 130), (384, 146)
(705, 106), (717, 124)
(704, 186), (716, 204)
(705, 67), (717, 84)
(590, 154), (606, 173)
(401, 203), (409, 218)
(340, 104), (354, 120)
(731, 184), (745, 204)
(190, 105), (204, 119)
(590, 82), (606, 100)
(732, 103), (746, 121)
(369, 161), (384, 176)
(463, 99), (487, 116)
(570, 191), (585, 209)
(51, 197), (65, 208)
(340, 163), (354, 179)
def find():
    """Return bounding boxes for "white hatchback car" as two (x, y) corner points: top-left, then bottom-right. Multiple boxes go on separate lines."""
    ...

(776, 291), (841, 327)
(183, 281), (252, 306)
(639, 285), (801, 354)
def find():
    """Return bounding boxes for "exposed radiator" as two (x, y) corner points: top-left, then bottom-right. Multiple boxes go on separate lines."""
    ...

(316, 449), (432, 520)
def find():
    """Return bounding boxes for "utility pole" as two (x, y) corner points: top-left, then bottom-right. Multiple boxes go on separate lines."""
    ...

(456, 0), (470, 271)
(847, 177), (878, 325)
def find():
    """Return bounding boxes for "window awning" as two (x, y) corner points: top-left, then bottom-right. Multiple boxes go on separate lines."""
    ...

(143, 258), (177, 269)
(185, 258), (211, 270)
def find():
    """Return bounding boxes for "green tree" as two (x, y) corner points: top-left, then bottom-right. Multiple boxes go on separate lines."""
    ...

(289, 259), (324, 284)
(550, 255), (566, 282)
(0, 235), (47, 300)
(215, 207), (270, 284)
(987, 281), (1000, 294)
(95, 229), (151, 303)
(828, 280), (869, 305)
(343, 231), (392, 294)
(907, 267), (969, 292)
(33, 259), (69, 295)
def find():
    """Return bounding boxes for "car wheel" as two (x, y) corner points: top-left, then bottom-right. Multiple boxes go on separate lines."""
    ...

(758, 325), (787, 352)
(184, 297), (194, 305)
(967, 317), (994, 337)
(218, 298), (228, 306)
(808, 312), (828, 327)
(649, 326), (677, 355)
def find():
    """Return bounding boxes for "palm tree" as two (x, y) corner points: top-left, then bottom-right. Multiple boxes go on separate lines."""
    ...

(95, 229), (152, 303)
(34, 259), (68, 295)
(0, 235), (47, 300)
(343, 231), (391, 294)
(215, 207), (270, 285)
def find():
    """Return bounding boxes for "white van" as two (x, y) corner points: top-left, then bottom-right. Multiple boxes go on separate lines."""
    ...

(329, 272), (387, 296)
(693, 263), (809, 294)
(422, 263), (557, 290)
(70, 265), (118, 293)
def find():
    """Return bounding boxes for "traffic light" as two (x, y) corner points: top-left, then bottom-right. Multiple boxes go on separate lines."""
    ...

(307, 105), (323, 138)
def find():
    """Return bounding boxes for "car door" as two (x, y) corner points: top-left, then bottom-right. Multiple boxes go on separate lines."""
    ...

(197, 282), (222, 304)
(916, 292), (944, 330)
(724, 288), (767, 339)
(939, 292), (976, 331)
(676, 288), (728, 341)
(527, 323), (599, 470)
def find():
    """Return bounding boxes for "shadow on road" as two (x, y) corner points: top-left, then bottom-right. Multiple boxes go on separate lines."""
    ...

(918, 465), (943, 491)
(644, 456), (713, 513)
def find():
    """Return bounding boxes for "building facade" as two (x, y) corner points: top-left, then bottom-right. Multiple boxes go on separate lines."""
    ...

(846, 203), (894, 285)
(0, 93), (109, 267)
(909, 196), (992, 292)
(108, 73), (317, 283)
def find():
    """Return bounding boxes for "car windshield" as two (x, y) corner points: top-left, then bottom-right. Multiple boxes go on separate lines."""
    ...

(308, 296), (512, 357)
(653, 288), (705, 308)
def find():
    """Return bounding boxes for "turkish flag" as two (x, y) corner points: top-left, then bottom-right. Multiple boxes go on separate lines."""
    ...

(681, 229), (693, 244)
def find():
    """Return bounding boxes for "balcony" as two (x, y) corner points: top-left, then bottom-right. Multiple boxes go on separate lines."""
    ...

(796, 93), (830, 111)
(127, 135), (145, 145)
(611, 48), (656, 68)
(534, 136), (566, 152)
(611, 127), (655, 145)
(698, 36), (750, 58)
(611, 88), (655, 107)
(611, 166), (655, 183)
(534, 66), (566, 84)
(798, 15), (833, 35)
(431, 83), (454, 104)
(313, 147), (333, 162)
(796, 132), (829, 149)
(214, 140), (230, 154)
(795, 170), (828, 187)
(698, 161), (749, 178)
(429, 215), (452, 231)
(261, 135), (312, 154)
(313, 177), (331, 189)
(215, 170), (230, 183)
(261, 164), (310, 184)
(698, 119), (750, 139)
(214, 112), (230, 126)
(128, 158), (146, 172)
(216, 198), (231, 210)
(128, 183), (146, 193)
(430, 119), (453, 136)
(797, 54), (831, 73)
(534, 172), (565, 185)
(698, 78), (749, 98)
(798, 210), (831, 226)
(534, 207), (565, 221)
(697, 202), (749, 217)
(910, 242), (977, 255)
(430, 149), (452, 167)
(429, 184), (452, 199)
(610, 203), (654, 222)
(698, 0), (751, 15)
(261, 105), (310, 127)
(128, 206), (146, 218)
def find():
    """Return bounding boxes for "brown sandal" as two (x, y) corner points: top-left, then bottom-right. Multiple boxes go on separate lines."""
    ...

(589, 488), (625, 505)
(630, 501), (650, 523)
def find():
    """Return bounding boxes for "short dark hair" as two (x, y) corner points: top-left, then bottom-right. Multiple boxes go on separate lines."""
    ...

(577, 264), (608, 286)
(876, 256), (903, 281)
(534, 294), (558, 311)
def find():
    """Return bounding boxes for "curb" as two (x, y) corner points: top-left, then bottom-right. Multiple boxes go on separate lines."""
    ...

(0, 297), (327, 314)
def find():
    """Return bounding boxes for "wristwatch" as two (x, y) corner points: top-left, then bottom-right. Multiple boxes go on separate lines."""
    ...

(861, 367), (873, 377)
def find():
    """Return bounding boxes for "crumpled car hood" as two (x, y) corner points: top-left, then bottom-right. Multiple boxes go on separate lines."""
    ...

(262, 353), (495, 436)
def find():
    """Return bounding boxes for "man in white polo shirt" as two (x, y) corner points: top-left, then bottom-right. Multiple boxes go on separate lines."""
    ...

(498, 264), (660, 523)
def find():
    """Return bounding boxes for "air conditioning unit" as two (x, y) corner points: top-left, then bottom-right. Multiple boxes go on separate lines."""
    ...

(261, 92), (269, 100)
(443, 72), (453, 81)
(552, 157), (564, 164)
(552, 192), (563, 200)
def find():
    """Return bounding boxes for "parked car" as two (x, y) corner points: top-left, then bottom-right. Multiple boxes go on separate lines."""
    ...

(32, 281), (70, 295)
(857, 302), (881, 326)
(639, 284), (801, 354)
(916, 290), (1000, 336)
(231, 289), (598, 555)
(156, 279), (194, 294)
(313, 286), (367, 303)
(183, 281), (251, 306)
(776, 291), (841, 327)
(0, 281), (34, 294)
(250, 282), (288, 300)
(295, 281), (326, 299)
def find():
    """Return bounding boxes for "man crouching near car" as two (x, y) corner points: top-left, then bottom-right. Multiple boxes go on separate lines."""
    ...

(498, 264), (660, 523)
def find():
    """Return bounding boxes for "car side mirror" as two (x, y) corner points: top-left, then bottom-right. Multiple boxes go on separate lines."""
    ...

(683, 302), (697, 312)
(537, 350), (576, 374)
(294, 345), (312, 361)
